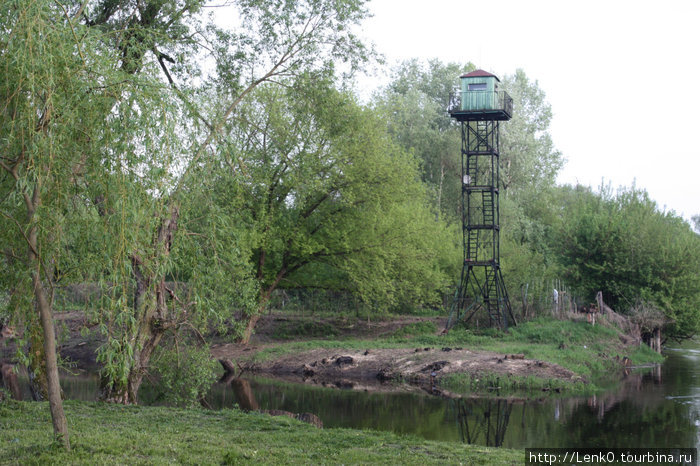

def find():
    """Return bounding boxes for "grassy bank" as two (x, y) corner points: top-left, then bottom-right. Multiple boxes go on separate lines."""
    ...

(248, 316), (664, 395)
(439, 371), (588, 397)
(418, 318), (664, 380)
(0, 400), (520, 465)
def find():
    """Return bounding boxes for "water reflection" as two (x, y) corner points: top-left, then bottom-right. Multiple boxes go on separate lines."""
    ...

(49, 343), (700, 449)
(452, 398), (512, 446)
(229, 378), (259, 411)
(207, 348), (697, 449)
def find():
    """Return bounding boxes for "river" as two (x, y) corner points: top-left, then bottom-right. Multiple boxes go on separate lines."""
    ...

(55, 341), (700, 449)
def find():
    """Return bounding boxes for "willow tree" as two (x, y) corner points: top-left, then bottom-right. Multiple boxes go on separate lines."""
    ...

(85, 0), (374, 403)
(0, 0), (141, 449)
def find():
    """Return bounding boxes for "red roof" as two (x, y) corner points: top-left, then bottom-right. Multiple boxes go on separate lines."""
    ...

(460, 69), (500, 81)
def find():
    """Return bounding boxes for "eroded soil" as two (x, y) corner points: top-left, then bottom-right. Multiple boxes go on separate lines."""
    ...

(212, 343), (581, 395)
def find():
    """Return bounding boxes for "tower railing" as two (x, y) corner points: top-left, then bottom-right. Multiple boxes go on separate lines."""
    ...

(447, 91), (513, 120)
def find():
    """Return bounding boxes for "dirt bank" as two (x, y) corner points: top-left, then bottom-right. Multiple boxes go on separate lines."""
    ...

(212, 344), (582, 395)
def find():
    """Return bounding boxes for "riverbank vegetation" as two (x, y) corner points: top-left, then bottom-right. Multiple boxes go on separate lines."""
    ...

(1, 0), (699, 455)
(238, 314), (663, 396)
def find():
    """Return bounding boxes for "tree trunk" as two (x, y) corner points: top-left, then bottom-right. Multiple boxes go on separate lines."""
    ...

(101, 276), (171, 404)
(596, 291), (604, 314)
(127, 326), (166, 403)
(240, 268), (287, 345)
(436, 162), (444, 221)
(32, 268), (70, 449)
(240, 304), (264, 346)
(27, 324), (49, 401)
(102, 206), (179, 404)
(27, 216), (70, 449)
(521, 283), (529, 320)
(653, 327), (662, 353)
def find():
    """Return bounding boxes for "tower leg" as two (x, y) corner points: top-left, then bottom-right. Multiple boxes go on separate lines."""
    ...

(446, 263), (515, 330)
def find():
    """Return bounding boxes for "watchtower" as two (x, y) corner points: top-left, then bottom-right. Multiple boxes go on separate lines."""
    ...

(446, 69), (516, 330)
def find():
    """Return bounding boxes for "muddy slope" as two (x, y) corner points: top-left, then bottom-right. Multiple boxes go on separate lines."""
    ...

(216, 345), (582, 392)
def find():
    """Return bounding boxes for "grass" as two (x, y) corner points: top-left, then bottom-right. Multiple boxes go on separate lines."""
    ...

(0, 400), (521, 465)
(441, 372), (589, 397)
(390, 321), (438, 338)
(271, 320), (339, 340)
(249, 316), (664, 396)
(415, 317), (664, 379)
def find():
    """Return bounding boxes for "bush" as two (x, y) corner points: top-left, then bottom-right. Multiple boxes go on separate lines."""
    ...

(151, 344), (218, 408)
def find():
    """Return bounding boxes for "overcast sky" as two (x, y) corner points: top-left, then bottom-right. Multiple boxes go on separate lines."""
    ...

(356, 0), (700, 220)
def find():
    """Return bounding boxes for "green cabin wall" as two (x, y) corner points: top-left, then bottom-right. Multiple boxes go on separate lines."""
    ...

(460, 76), (498, 111)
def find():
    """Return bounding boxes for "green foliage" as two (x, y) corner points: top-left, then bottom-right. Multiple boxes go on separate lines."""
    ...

(499, 70), (564, 194)
(150, 344), (218, 408)
(373, 59), (473, 222)
(218, 73), (457, 319)
(629, 343), (665, 365)
(173, 165), (260, 339)
(692, 214), (700, 234)
(552, 184), (700, 338)
(0, 0), (116, 303)
(508, 317), (619, 346)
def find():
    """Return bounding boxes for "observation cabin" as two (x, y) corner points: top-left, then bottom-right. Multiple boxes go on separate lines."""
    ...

(449, 69), (513, 121)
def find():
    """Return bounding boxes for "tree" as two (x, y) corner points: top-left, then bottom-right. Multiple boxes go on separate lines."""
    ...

(499, 69), (563, 194)
(216, 75), (457, 343)
(553, 184), (700, 339)
(0, 0), (144, 448)
(87, 0), (374, 403)
(373, 59), (474, 222)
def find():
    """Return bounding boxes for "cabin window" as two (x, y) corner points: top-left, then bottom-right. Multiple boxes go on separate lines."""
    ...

(468, 83), (487, 91)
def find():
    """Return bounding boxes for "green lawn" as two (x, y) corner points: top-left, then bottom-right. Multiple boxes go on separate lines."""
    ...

(0, 400), (521, 465)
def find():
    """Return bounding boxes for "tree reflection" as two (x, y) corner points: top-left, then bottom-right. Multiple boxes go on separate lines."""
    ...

(452, 398), (513, 447)
(229, 378), (260, 411)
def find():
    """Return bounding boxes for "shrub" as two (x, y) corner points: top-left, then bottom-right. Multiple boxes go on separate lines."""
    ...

(151, 344), (218, 408)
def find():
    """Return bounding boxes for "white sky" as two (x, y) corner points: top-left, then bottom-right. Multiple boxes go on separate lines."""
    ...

(357, 0), (700, 220)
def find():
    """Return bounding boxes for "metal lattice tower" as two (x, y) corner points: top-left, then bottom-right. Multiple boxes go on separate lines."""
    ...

(446, 70), (516, 330)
